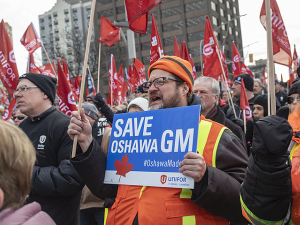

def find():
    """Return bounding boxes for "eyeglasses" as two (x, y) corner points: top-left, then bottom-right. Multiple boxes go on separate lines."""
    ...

(287, 96), (300, 104)
(142, 77), (183, 90)
(13, 85), (38, 97)
(13, 115), (26, 120)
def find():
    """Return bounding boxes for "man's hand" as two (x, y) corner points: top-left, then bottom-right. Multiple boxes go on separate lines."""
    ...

(68, 109), (93, 152)
(179, 152), (206, 183)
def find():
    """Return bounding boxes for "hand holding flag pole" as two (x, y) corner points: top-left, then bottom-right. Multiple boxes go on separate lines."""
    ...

(72, 0), (97, 158)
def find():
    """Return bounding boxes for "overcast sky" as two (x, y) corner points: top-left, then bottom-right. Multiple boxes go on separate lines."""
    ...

(1, 0), (299, 81)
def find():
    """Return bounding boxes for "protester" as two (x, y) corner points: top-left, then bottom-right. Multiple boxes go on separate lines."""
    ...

(193, 76), (246, 146)
(134, 85), (147, 98)
(221, 90), (229, 104)
(279, 81), (286, 92)
(275, 79), (287, 107)
(68, 56), (248, 224)
(127, 96), (149, 112)
(86, 95), (95, 104)
(13, 108), (27, 126)
(287, 81), (300, 114)
(253, 78), (264, 95)
(0, 119), (55, 225)
(14, 73), (84, 225)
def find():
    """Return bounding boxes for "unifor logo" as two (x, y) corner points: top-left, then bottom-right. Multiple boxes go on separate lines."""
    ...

(203, 43), (213, 56)
(9, 50), (16, 63)
(39, 135), (46, 144)
(160, 175), (167, 184)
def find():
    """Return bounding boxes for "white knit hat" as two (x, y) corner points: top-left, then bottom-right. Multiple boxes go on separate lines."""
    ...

(128, 97), (149, 112)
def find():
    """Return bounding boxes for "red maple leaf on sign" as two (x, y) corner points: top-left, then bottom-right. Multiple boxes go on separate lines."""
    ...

(114, 154), (133, 182)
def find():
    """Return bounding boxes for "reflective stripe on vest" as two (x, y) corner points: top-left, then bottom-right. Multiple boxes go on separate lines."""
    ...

(290, 143), (300, 161)
(104, 208), (108, 225)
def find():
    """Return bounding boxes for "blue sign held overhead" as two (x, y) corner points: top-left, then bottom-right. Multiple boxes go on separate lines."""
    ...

(104, 105), (201, 188)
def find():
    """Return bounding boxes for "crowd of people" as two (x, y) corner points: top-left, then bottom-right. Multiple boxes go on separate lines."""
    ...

(1, 55), (300, 224)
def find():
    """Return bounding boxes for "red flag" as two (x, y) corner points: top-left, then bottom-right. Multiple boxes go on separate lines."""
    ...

(20, 23), (43, 54)
(189, 54), (197, 81)
(28, 53), (40, 73)
(293, 45), (299, 70)
(232, 41), (241, 77)
(62, 57), (77, 101)
(57, 60), (77, 116)
(0, 87), (9, 105)
(0, 20), (19, 97)
(133, 58), (147, 85)
(174, 36), (180, 57)
(241, 62), (255, 78)
(126, 65), (135, 93)
(39, 62), (56, 78)
(125, 0), (162, 34)
(117, 65), (126, 104)
(260, 0), (292, 66)
(2, 98), (16, 121)
(107, 55), (120, 106)
(202, 17), (222, 79)
(180, 41), (189, 61)
(72, 76), (81, 101)
(221, 46), (229, 78)
(240, 79), (252, 121)
(261, 68), (266, 85)
(99, 16), (121, 47)
(289, 67), (296, 87)
(150, 13), (164, 65)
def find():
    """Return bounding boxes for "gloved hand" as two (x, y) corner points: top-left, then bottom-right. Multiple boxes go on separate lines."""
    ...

(94, 93), (106, 107)
(231, 117), (244, 129)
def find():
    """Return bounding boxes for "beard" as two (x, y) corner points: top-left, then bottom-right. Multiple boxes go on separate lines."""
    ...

(149, 90), (181, 110)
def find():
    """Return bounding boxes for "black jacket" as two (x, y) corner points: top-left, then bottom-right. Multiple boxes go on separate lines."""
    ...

(20, 106), (84, 225)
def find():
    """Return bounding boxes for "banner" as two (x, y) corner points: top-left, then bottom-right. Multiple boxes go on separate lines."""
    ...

(104, 105), (201, 188)
(20, 23), (43, 54)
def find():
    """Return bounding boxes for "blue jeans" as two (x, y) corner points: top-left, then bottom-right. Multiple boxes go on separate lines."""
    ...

(80, 208), (104, 225)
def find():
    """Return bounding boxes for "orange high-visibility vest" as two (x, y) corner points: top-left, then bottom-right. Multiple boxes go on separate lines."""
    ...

(290, 142), (300, 224)
(104, 117), (229, 225)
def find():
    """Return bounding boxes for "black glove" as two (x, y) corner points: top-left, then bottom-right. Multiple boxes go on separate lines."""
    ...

(231, 117), (244, 129)
(94, 93), (106, 107)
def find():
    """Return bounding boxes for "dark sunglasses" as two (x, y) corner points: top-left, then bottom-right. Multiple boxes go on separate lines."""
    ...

(135, 90), (141, 94)
(13, 115), (26, 120)
(287, 96), (300, 104)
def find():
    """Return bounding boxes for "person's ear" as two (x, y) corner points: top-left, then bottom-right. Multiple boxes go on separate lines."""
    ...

(0, 188), (4, 208)
(182, 82), (189, 95)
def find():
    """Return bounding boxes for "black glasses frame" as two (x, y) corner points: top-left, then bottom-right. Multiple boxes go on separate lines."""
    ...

(142, 77), (183, 90)
(13, 85), (38, 97)
(13, 115), (26, 120)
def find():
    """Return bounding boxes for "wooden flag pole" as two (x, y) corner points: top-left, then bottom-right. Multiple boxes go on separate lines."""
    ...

(266, 0), (276, 115)
(42, 45), (57, 78)
(215, 46), (237, 118)
(267, 67), (270, 116)
(158, 46), (162, 58)
(97, 43), (101, 93)
(72, 0), (97, 158)
(243, 110), (246, 133)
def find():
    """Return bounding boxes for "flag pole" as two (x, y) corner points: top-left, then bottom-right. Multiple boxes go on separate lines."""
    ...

(158, 46), (162, 58)
(215, 46), (237, 118)
(72, 0), (97, 158)
(97, 43), (101, 93)
(243, 110), (246, 133)
(42, 45), (57, 78)
(110, 54), (113, 106)
(266, 0), (276, 115)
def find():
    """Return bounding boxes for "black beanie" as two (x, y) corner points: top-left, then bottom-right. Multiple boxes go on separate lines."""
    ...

(18, 73), (57, 105)
(254, 94), (268, 117)
(135, 85), (148, 94)
(288, 80), (300, 96)
(233, 74), (254, 92)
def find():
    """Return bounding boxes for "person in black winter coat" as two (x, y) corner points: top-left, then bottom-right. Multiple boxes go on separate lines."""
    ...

(14, 73), (84, 225)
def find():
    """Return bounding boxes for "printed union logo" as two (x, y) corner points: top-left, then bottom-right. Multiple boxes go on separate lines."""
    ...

(160, 175), (167, 184)
(203, 44), (213, 56)
(9, 50), (16, 63)
(39, 135), (46, 144)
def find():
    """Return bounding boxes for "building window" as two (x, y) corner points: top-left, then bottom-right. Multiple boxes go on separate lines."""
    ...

(41, 34), (46, 38)
(188, 47), (200, 57)
(97, 9), (113, 18)
(64, 9), (69, 14)
(185, 1), (206, 12)
(54, 28), (59, 33)
(161, 6), (182, 18)
(226, 1), (230, 9)
(55, 37), (59, 41)
(66, 34), (71, 39)
(235, 31), (239, 36)
(162, 20), (183, 32)
(86, 6), (91, 11)
(161, 0), (176, 3)
(74, 25), (79, 29)
(117, 5), (125, 14)
(50, 30), (53, 35)
(227, 14), (231, 21)
(234, 19), (238, 26)
(220, 8), (224, 17)
(87, 15), (90, 20)
(74, 17), (78, 22)
(186, 16), (206, 27)
(163, 36), (174, 47)
(73, 9), (77, 13)
(53, 12), (57, 17)
(49, 23), (52, 28)
(219, 0), (223, 3)
(222, 24), (226, 30)
(40, 18), (44, 23)
(142, 56), (150, 65)
(211, 2), (216, 11)
(54, 20), (58, 25)
(65, 26), (70, 32)
(65, 18), (69, 23)
(48, 15), (51, 20)
(233, 7), (237, 14)
(141, 42), (151, 51)
(212, 16), (218, 26)
(56, 44), (61, 49)
(41, 26), (45, 31)
(68, 58), (73, 63)
(67, 50), (73, 55)
(229, 27), (232, 35)
(214, 31), (219, 40)
(67, 42), (72, 47)
(188, 31), (204, 42)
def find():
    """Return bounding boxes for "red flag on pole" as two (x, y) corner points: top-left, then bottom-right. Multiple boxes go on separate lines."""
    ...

(189, 54), (197, 81)
(62, 56), (74, 89)
(289, 67), (295, 87)
(20, 23), (43, 54)
(57, 60), (77, 116)
(117, 64), (125, 104)
(126, 65), (135, 93)
(150, 13), (163, 65)
(180, 41), (189, 61)
(174, 36), (180, 57)
(0, 87), (9, 105)
(39, 62), (56, 78)
(202, 17), (222, 79)
(72, 76), (81, 101)
(241, 62), (255, 78)
(0, 20), (19, 97)
(221, 46), (229, 78)
(99, 16), (121, 47)
(28, 54), (56, 78)
(2, 98), (16, 121)
(240, 78), (252, 121)
(260, 0), (292, 66)
(293, 45), (299, 70)
(232, 41), (241, 77)
(125, 0), (162, 34)
(107, 54), (119, 106)
(133, 58), (147, 85)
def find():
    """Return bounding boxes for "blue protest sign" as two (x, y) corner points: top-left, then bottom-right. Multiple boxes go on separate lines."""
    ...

(104, 105), (200, 188)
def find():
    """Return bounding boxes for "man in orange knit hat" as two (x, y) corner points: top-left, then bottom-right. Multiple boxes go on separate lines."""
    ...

(68, 56), (248, 224)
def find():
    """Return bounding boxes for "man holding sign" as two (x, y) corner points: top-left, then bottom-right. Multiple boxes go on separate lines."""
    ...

(68, 56), (248, 224)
